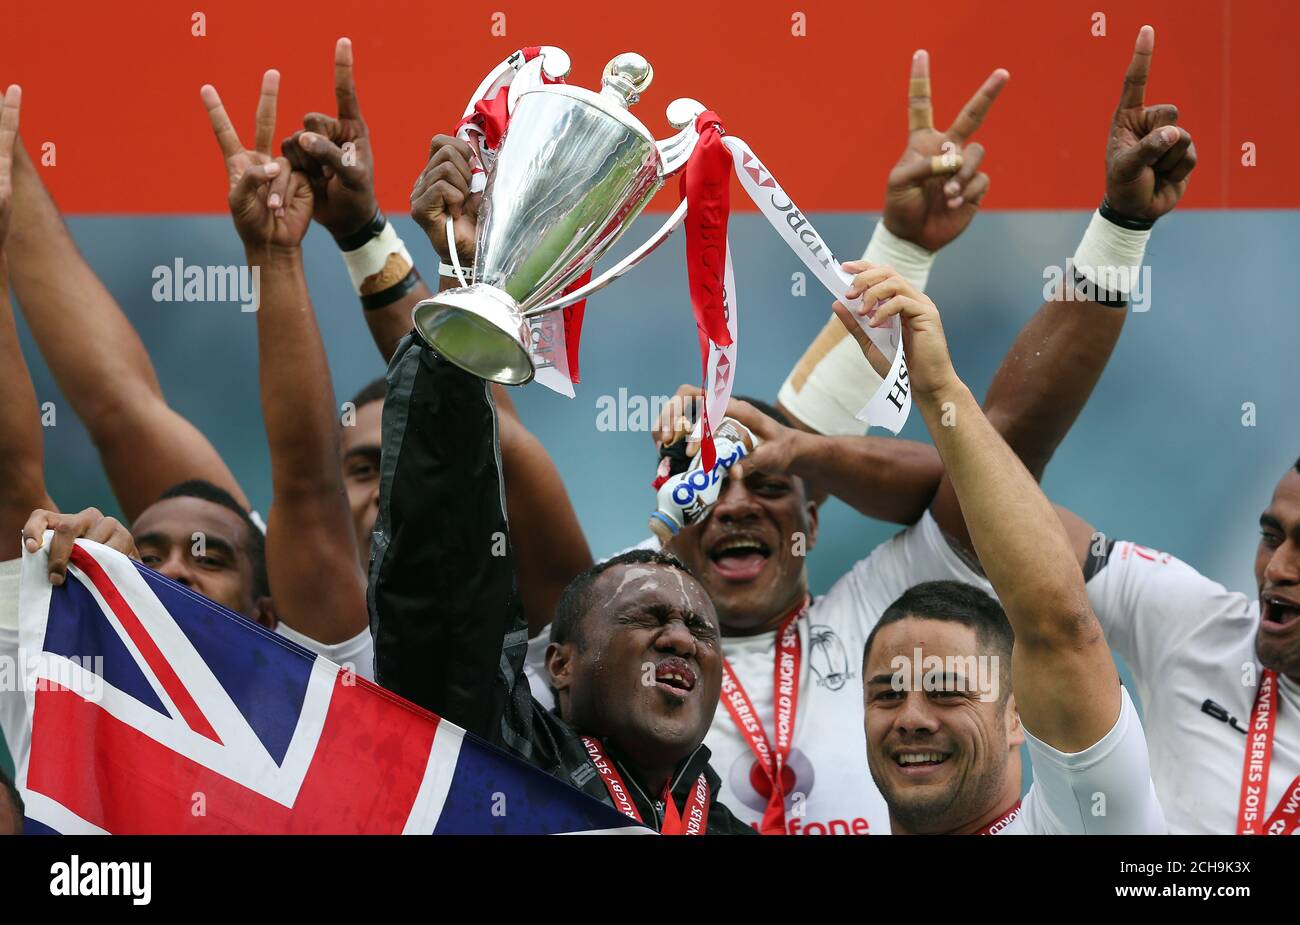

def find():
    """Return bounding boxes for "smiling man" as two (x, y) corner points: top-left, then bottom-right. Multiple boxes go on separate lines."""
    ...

(841, 266), (1164, 835)
(1045, 462), (1300, 834)
(368, 336), (751, 834)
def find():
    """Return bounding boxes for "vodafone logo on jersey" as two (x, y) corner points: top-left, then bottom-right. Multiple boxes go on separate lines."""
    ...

(728, 744), (870, 835)
(730, 745), (812, 814)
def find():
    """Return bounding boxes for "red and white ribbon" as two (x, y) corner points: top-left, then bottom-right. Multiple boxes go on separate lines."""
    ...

(721, 136), (911, 434)
(581, 735), (709, 835)
(1237, 669), (1300, 835)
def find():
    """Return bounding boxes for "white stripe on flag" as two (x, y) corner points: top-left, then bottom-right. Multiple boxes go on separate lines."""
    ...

(22, 789), (110, 835)
(402, 722), (466, 834)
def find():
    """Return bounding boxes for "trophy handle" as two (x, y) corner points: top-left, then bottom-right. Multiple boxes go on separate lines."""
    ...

(656, 98), (707, 176)
(445, 216), (469, 288)
(462, 46), (571, 119)
(524, 197), (690, 316)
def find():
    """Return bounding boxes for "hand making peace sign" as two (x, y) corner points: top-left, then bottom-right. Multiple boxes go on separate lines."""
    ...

(882, 50), (1009, 252)
(201, 70), (312, 248)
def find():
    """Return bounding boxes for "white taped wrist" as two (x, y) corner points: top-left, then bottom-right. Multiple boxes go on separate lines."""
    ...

(1071, 210), (1151, 297)
(777, 316), (884, 436)
(862, 221), (936, 293)
(341, 223), (415, 295)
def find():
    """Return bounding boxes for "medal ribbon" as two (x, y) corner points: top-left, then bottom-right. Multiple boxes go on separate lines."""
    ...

(718, 599), (806, 835)
(581, 736), (709, 835)
(1237, 669), (1300, 835)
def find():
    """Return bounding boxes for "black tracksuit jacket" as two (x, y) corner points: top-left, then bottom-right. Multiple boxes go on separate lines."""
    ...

(367, 336), (752, 835)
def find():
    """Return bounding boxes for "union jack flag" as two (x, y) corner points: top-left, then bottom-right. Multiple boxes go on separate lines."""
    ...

(15, 539), (643, 834)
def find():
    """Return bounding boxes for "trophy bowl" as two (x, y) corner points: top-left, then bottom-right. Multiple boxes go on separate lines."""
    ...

(412, 51), (703, 385)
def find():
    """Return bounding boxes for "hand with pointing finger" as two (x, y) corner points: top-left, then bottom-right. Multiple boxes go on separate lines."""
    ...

(0, 84), (19, 251)
(1104, 25), (1196, 222)
(280, 37), (379, 240)
(883, 51), (1009, 252)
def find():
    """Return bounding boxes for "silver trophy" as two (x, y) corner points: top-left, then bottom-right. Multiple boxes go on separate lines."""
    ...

(412, 50), (709, 385)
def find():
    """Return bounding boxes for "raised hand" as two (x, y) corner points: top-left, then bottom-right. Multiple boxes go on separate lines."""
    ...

(228, 158), (313, 249)
(1105, 26), (1196, 221)
(411, 134), (481, 263)
(201, 73), (312, 247)
(653, 383), (704, 450)
(882, 51), (1009, 252)
(280, 38), (379, 239)
(201, 70), (280, 197)
(0, 85), (20, 249)
(834, 261), (954, 400)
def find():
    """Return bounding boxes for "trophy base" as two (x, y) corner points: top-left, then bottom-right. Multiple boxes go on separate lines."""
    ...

(411, 283), (536, 386)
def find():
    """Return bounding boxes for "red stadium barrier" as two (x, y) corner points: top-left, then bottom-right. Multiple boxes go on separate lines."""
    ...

(3, 0), (1292, 212)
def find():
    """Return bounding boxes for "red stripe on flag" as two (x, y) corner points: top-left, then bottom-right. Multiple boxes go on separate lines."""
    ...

(68, 546), (222, 745)
(26, 678), (440, 833)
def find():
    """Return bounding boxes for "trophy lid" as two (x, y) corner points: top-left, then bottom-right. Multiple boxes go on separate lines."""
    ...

(601, 53), (653, 107)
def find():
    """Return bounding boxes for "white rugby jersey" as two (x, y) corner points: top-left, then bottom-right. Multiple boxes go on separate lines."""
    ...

(1002, 687), (1166, 834)
(0, 558), (27, 776)
(526, 511), (994, 834)
(273, 621), (374, 681)
(1086, 540), (1300, 834)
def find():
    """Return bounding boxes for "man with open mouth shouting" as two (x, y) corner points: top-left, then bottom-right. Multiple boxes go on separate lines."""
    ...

(368, 337), (753, 834)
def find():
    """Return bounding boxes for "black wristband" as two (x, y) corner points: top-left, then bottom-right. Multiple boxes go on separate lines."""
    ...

(1099, 198), (1155, 231)
(1072, 267), (1128, 308)
(361, 267), (422, 311)
(336, 210), (387, 252)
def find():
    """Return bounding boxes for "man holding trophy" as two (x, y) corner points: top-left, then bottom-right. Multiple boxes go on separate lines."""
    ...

(373, 45), (984, 833)
(372, 27), (1195, 835)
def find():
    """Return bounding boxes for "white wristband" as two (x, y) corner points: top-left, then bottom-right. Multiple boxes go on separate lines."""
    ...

(777, 221), (932, 437)
(1071, 210), (1151, 297)
(862, 221), (936, 293)
(341, 223), (415, 295)
(777, 317), (884, 436)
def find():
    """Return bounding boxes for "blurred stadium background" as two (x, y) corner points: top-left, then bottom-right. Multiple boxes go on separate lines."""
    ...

(2, 0), (1296, 775)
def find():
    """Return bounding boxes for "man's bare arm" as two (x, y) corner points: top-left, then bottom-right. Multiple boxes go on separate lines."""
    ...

(929, 26), (1195, 558)
(204, 76), (367, 644)
(836, 269), (1118, 752)
(0, 86), (55, 554)
(6, 136), (247, 521)
(493, 387), (594, 636)
(777, 49), (1007, 442)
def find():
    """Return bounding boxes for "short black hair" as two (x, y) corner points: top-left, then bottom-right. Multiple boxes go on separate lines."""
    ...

(351, 376), (387, 410)
(864, 581), (1014, 695)
(156, 480), (269, 600)
(1294, 456), (1299, 474)
(552, 548), (698, 647)
(734, 395), (793, 430)
(0, 765), (23, 834)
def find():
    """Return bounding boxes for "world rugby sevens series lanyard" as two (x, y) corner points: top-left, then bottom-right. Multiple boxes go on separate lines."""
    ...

(975, 802), (1022, 835)
(719, 598), (808, 835)
(581, 736), (709, 835)
(1236, 669), (1300, 835)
